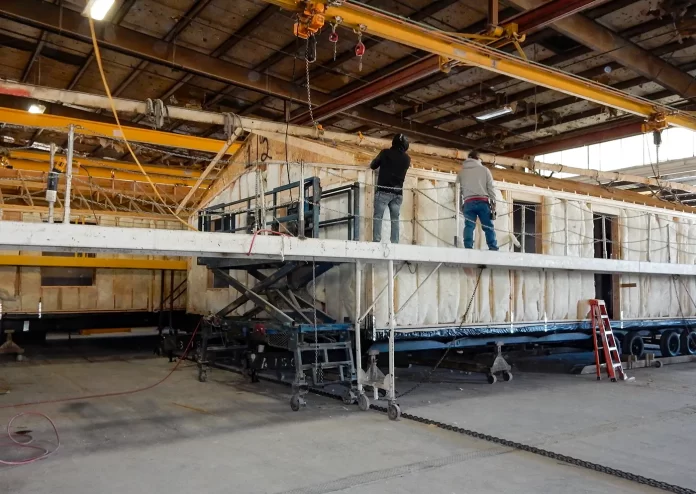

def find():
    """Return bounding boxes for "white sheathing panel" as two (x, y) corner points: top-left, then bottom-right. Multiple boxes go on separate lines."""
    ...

(544, 199), (568, 320)
(395, 176), (419, 326)
(677, 217), (696, 317)
(415, 179), (439, 325)
(437, 181), (459, 323)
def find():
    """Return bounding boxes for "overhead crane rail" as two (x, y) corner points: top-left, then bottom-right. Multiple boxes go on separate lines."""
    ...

(265, 0), (696, 133)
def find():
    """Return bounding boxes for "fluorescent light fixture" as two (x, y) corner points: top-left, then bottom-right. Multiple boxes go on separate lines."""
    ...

(1, 136), (15, 143)
(475, 105), (515, 121)
(28, 103), (46, 114)
(83, 0), (116, 21)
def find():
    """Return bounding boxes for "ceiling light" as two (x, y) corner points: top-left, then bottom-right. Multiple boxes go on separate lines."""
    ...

(475, 104), (515, 121)
(83, 0), (115, 21)
(30, 142), (51, 151)
(28, 104), (46, 114)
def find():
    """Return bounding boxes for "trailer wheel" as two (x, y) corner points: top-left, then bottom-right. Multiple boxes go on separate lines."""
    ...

(487, 373), (497, 385)
(660, 330), (681, 358)
(681, 330), (696, 356)
(623, 333), (645, 359)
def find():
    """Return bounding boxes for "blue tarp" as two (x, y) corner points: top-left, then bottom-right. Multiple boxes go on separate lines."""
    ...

(371, 318), (696, 341)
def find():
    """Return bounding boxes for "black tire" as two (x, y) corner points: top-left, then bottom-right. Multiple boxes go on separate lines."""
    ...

(680, 330), (696, 356)
(660, 330), (681, 358)
(623, 333), (645, 359)
(358, 393), (370, 412)
(388, 404), (401, 421)
(198, 370), (208, 383)
(290, 394), (302, 412)
(609, 335), (622, 357)
(502, 371), (513, 382)
(487, 373), (497, 384)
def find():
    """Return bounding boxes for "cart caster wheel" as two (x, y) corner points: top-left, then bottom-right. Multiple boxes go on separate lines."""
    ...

(487, 373), (497, 384)
(655, 360), (663, 368)
(342, 390), (356, 405)
(502, 371), (513, 382)
(198, 370), (208, 383)
(290, 393), (305, 412)
(358, 393), (370, 412)
(16, 354), (23, 362)
(387, 403), (401, 421)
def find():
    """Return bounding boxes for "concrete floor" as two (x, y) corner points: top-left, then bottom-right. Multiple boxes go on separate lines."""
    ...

(0, 354), (694, 494)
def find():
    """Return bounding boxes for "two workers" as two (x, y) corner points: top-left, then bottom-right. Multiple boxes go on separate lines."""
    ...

(370, 136), (498, 250)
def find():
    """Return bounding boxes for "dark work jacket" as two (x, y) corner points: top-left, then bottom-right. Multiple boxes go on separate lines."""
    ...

(370, 147), (411, 196)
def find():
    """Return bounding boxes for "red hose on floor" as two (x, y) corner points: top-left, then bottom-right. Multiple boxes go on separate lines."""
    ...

(0, 319), (202, 464)
(0, 412), (60, 465)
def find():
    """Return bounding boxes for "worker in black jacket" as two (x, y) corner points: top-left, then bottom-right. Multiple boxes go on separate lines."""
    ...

(370, 133), (411, 243)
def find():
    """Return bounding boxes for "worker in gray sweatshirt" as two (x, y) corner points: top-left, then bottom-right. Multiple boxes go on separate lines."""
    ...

(456, 150), (499, 251)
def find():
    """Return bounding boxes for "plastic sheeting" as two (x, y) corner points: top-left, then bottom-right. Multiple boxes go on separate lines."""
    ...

(373, 317), (696, 340)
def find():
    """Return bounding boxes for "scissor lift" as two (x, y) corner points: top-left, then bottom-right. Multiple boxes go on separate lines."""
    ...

(196, 178), (361, 410)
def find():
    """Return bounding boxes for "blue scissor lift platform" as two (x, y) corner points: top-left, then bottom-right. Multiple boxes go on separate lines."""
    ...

(196, 177), (362, 410)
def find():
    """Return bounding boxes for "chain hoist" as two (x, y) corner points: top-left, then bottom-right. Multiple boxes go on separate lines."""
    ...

(354, 25), (366, 72)
(293, 1), (326, 39)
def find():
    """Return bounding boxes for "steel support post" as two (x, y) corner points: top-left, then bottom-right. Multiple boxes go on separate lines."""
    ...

(647, 213), (652, 262)
(602, 215), (608, 259)
(455, 183), (462, 247)
(564, 200), (569, 256)
(354, 261), (363, 394)
(48, 142), (55, 224)
(298, 163), (305, 239)
(387, 259), (396, 403)
(169, 270), (175, 329)
(488, 0), (499, 26)
(521, 204), (527, 253)
(63, 124), (75, 224)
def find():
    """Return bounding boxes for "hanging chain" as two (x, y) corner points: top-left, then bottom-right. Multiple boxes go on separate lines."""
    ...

(305, 34), (318, 129)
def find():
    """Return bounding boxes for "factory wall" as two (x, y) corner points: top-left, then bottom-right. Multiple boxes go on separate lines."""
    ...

(0, 209), (187, 315)
(189, 145), (696, 326)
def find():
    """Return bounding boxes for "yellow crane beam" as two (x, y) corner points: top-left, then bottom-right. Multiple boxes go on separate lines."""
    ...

(0, 254), (187, 270)
(263, 0), (696, 132)
(8, 150), (206, 180)
(0, 172), (198, 201)
(0, 107), (242, 155)
(5, 158), (206, 188)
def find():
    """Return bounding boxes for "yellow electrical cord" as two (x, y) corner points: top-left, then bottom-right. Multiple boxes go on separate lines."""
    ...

(88, 18), (196, 231)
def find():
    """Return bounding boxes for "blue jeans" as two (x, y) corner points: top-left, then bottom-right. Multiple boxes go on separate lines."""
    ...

(373, 190), (402, 243)
(463, 200), (498, 250)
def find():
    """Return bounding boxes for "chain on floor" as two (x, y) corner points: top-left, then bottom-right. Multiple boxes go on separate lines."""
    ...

(212, 362), (695, 494)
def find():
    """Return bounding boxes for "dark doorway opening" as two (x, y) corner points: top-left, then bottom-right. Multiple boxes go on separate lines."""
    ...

(593, 214), (615, 318)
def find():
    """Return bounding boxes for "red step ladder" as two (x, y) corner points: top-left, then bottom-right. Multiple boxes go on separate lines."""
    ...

(589, 299), (626, 382)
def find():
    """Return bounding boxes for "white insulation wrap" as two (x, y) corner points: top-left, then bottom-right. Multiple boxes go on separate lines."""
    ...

(189, 161), (696, 328)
